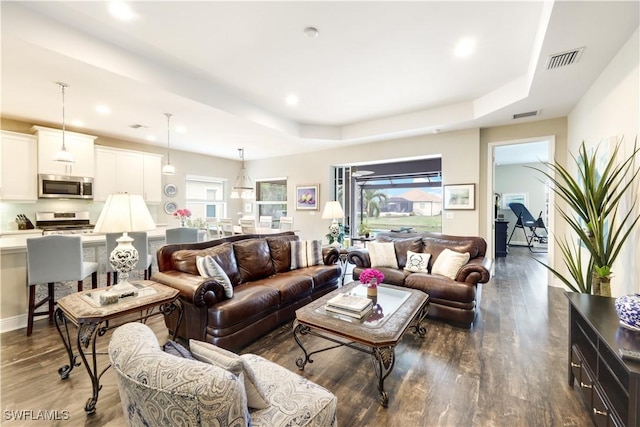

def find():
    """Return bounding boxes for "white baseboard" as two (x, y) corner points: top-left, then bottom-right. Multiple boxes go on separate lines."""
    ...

(0, 314), (27, 334)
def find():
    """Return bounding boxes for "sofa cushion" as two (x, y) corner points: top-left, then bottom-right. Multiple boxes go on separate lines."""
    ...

(368, 242), (399, 269)
(172, 243), (241, 286)
(163, 340), (196, 359)
(257, 273), (313, 304)
(196, 255), (234, 298)
(431, 248), (470, 279)
(266, 235), (299, 273)
(377, 237), (423, 268)
(233, 239), (275, 283)
(405, 273), (477, 303)
(422, 237), (479, 268)
(190, 339), (270, 409)
(290, 240), (323, 269)
(208, 284), (280, 329)
(404, 250), (431, 273)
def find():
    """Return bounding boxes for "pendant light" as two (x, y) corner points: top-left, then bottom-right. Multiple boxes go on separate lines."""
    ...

(230, 148), (254, 199)
(162, 113), (176, 175)
(53, 82), (75, 164)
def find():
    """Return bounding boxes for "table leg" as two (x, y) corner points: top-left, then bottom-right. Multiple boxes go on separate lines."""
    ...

(371, 346), (395, 407)
(159, 300), (184, 340)
(76, 322), (103, 415)
(293, 321), (313, 370)
(410, 303), (430, 337)
(54, 308), (80, 379)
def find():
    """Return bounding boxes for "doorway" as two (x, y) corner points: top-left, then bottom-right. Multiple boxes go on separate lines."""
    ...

(486, 136), (555, 280)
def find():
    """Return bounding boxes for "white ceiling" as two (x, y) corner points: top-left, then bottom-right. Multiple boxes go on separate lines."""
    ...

(1, 1), (638, 161)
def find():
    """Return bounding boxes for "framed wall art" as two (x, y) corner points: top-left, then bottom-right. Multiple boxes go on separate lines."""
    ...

(443, 184), (475, 210)
(296, 184), (319, 210)
(501, 192), (528, 209)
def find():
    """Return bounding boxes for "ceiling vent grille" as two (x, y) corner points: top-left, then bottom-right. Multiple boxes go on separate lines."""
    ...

(513, 110), (540, 120)
(546, 47), (584, 70)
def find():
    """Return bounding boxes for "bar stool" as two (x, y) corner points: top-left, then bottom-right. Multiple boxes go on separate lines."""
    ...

(105, 232), (153, 286)
(26, 235), (98, 336)
(165, 227), (199, 244)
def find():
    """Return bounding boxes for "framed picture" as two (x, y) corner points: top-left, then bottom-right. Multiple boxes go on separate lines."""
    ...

(296, 184), (319, 210)
(501, 193), (528, 210)
(443, 184), (475, 210)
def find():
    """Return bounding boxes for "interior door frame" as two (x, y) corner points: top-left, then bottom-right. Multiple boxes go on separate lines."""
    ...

(486, 135), (556, 284)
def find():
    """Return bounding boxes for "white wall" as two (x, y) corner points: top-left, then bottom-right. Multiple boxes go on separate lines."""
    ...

(249, 128), (482, 241)
(568, 27), (640, 295)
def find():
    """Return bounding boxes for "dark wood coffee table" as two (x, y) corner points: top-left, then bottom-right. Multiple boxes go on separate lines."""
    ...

(294, 281), (429, 406)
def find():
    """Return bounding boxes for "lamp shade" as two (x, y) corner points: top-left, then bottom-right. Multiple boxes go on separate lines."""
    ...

(94, 193), (156, 233)
(322, 201), (344, 220)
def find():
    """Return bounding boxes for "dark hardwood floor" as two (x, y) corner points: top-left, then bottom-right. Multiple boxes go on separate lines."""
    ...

(0, 247), (593, 426)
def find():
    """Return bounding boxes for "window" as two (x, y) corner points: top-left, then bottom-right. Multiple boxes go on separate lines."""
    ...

(185, 175), (226, 221)
(256, 178), (287, 226)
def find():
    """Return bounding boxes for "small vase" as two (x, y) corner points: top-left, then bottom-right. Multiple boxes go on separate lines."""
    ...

(367, 278), (378, 298)
(615, 293), (640, 331)
(180, 219), (186, 227)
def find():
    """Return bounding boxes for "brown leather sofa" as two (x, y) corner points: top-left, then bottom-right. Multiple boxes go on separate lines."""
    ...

(347, 232), (492, 328)
(152, 232), (342, 351)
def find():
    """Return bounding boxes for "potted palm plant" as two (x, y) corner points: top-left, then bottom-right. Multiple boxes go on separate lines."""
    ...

(531, 138), (639, 296)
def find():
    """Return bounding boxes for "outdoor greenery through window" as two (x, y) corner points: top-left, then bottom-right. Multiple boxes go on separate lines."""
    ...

(184, 175), (226, 228)
(256, 178), (287, 227)
(334, 158), (442, 236)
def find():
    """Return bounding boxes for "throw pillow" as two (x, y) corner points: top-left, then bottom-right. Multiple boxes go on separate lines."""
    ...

(368, 242), (399, 269)
(290, 240), (323, 269)
(189, 340), (270, 409)
(404, 250), (431, 273)
(196, 255), (234, 298)
(431, 248), (470, 280)
(162, 340), (196, 360)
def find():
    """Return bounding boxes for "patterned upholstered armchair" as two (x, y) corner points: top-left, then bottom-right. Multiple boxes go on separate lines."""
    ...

(109, 323), (337, 427)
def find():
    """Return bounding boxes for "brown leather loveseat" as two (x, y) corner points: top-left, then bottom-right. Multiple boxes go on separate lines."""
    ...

(347, 232), (492, 328)
(153, 232), (341, 351)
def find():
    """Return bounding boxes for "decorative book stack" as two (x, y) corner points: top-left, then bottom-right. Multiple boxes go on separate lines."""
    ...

(325, 293), (373, 319)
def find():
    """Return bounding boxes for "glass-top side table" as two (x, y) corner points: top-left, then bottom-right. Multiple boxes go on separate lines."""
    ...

(54, 280), (182, 415)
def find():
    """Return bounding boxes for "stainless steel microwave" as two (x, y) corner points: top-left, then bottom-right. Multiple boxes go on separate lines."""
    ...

(38, 174), (94, 199)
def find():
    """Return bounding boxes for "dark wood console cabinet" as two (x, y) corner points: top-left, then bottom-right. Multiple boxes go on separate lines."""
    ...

(566, 292), (640, 427)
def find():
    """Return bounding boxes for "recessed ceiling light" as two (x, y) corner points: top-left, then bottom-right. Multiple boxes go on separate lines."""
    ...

(175, 125), (186, 133)
(454, 38), (475, 58)
(108, 1), (135, 21)
(71, 119), (84, 127)
(146, 135), (156, 142)
(285, 94), (299, 106)
(304, 27), (319, 38)
(95, 105), (111, 114)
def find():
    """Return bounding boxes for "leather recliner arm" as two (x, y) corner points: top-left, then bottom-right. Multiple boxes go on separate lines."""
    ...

(322, 246), (340, 265)
(151, 271), (226, 307)
(347, 249), (371, 268)
(455, 257), (493, 284)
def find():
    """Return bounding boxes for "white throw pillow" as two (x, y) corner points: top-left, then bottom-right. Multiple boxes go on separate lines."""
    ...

(404, 250), (431, 273)
(290, 240), (323, 269)
(196, 255), (234, 298)
(431, 248), (470, 280)
(189, 340), (270, 409)
(368, 242), (399, 269)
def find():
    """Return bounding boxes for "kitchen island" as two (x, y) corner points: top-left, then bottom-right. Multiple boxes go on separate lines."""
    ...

(0, 227), (173, 333)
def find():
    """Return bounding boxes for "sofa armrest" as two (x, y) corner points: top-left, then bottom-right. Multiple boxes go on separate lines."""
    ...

(456, 257), (493, 284)
(322, 246), (340, 265)
(347, 248), (371, 268)
(151, 271), (226, 307)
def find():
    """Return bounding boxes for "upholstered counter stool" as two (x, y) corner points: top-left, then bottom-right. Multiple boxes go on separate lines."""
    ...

(26, 235), (98, 336)
(106, 232), (153, 286)
(165, 227), (199, 244)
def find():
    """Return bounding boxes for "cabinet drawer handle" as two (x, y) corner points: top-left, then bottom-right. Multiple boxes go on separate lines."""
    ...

(580, 382), (592, 389)
(570, 362), (581, 368)
(593, 408), (608, 417)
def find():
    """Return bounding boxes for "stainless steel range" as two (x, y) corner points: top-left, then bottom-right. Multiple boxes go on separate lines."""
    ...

(36, 211), (95, 235)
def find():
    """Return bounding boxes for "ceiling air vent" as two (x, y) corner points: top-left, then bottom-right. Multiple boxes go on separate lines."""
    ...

(546, 47), (584, 70)
(129, 124), (148, 129)
(513, 110), (540, 120)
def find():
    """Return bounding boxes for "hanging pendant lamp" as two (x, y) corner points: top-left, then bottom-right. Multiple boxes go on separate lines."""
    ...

(53, 82), (75, 164)
(162, 113), (176, 175)
(230, 148), (254, 199)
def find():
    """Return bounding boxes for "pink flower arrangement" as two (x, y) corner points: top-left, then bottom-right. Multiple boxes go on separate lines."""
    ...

(173, 208), (191, 223)
(360, 268), (384, 287)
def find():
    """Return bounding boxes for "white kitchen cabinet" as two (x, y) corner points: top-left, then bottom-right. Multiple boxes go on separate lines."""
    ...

(143, 154), (162, 203)
(32, 126), (96, 177)
(1, 130), (38, 201)
(94, 147), (161, 203)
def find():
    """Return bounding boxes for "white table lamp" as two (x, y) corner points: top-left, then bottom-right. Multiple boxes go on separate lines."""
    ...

(322, 201), (345, 244)
(94, 193), (156, 303)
